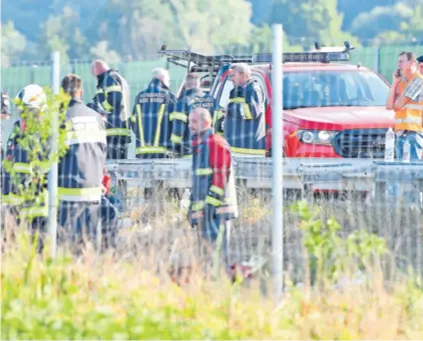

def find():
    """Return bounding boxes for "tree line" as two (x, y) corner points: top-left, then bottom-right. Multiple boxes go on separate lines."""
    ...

(2, 0), (422, 66)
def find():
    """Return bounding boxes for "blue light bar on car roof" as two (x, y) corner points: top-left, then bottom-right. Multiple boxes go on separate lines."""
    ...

(252, 51), (351, 63)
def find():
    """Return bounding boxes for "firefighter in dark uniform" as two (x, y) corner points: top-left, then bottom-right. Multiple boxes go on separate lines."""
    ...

(1, 119), (20, 235)
(90, 59), (131, 160)
(1, 84), (49, 249)
(58, 74), (118, 252)
(1, 90), (11, 211)
(225, 63), (266, 156)
(169, 73), (217, 157)
(187, 107), (238, 277)
(1, 119), (21, 206)
(212, 106), (225, 137)
(1, 90), (11, 230)
(130, 68), (177, 159)
(1, 90), (11, 161)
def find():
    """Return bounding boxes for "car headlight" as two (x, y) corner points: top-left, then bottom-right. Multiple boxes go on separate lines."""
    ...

(298, 130), (338, 145)
(300, 130), (315, 144)
(318, 131), (333, 143)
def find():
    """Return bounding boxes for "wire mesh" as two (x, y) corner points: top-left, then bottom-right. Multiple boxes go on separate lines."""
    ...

(1, 41), (423, 290)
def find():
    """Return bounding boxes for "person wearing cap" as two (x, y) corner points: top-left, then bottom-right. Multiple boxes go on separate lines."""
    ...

(89, 59), (132, 160)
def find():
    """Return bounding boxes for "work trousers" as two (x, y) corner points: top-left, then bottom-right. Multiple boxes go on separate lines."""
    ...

(106, 136), (129, 160)
(395, 131), (423, 161)
(197, 214), (231, 278)
(388, 131), (423, 205)
(58, 196), (118, 252)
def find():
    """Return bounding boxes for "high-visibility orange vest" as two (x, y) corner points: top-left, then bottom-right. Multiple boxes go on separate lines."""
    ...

(395, 73), (423, 132)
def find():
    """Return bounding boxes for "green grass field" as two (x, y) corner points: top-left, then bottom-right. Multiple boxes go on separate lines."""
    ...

(2, 232), (423, 340)
(2, 197), (423, 340)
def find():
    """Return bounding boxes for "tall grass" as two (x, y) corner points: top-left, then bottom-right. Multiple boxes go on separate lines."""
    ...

(2, 83), (422, 339)
(2, 198), (423, 340)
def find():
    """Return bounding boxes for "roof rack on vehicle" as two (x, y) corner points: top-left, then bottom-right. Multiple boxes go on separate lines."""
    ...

(157, 45), (254, 70)
(312, 41), (355, 53)
(252, 41), (355, 64)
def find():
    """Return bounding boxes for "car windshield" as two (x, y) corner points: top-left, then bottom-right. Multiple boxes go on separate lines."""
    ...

(283, 70), (389, 109)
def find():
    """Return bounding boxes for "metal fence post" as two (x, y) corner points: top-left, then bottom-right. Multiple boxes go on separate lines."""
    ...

(30, 64), (37, 84)
(48, 51), (60, 258)
(271, 24), (284, 305)
(374, 47), (380, 74)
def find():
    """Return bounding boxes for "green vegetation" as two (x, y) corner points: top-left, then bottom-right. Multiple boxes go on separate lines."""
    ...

(2, 202), (423, 339)
(2, 120), (422, 338)
(2, 0), (422, 66)
(292, 201), (388, 288)
(1, 9), (423, 333)
(2, 114), (422, 338)
(2, 88), (70, 207)
(1, 0), (422, 110)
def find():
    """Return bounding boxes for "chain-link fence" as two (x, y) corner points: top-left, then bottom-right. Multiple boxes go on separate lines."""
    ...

(1, 37), (422, 297)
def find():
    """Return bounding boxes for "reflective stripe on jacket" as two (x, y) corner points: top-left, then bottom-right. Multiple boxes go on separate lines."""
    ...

(190, 128), (238, 219)
(130, 79), (177, 158)
(58, 99), (107, 202)
(395, 73), (423, 133)
(169, 88), (217, 157)
(1, 120), (49, 220)
(225, 79), (266, 156)
(94, 69), (131, 138)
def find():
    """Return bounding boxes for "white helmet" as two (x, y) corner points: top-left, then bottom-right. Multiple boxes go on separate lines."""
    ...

(15, 84), (47, 112)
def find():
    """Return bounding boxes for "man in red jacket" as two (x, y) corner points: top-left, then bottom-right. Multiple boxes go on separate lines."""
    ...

(188, 107), (238, 278)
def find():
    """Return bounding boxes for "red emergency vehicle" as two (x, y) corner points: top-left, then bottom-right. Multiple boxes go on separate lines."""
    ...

(159, 45), (394, 159)
(209, 47), (393, 159)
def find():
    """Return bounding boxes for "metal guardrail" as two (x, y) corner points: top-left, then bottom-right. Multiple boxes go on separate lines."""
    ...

(106, 157), (423, 205)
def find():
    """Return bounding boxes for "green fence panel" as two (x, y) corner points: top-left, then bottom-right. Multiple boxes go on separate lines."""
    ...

(349, 46), (377, 69)
(379, 45), (419, 84)
(2, 44), (421, 112)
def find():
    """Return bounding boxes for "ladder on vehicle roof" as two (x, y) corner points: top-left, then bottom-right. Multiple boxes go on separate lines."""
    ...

(253, 41), (355, 63)
(157, 45), (254, 71)
(157, 41), (355, 70)
(157, 45), (259, 91)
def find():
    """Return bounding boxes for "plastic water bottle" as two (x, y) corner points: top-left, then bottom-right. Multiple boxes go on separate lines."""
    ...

(403, 139), (410, 162)
(384, 128), (395, 162)
(180, 188), (191, 209)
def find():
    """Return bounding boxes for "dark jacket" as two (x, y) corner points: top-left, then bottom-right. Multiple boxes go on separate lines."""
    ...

(225, 79), (266, 155)
(92, 69), (131, 142)
(1, 90), (10, 159)
(189, 128), (238, 227)
(130, 78), (177, 159)
(58, 98), (107, 203)
(169, 88), (216, 157)
(1, 119), (49, 220)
